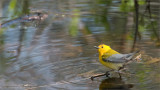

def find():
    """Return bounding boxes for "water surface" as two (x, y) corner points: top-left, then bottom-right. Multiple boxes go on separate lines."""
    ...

(0, 0), (160, 90)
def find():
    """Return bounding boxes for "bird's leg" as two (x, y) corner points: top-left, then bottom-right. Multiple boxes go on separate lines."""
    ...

(117, 65), (126, 78)
(118, 72), (122, 78)
(118, 64), (126, 71)
(90, 70), (113, 80)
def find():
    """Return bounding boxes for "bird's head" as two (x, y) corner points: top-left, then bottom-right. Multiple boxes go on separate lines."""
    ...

(94, 44), (111, 55)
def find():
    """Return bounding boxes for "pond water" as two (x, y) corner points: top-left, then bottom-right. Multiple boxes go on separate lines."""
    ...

(0, 0), (160, 90)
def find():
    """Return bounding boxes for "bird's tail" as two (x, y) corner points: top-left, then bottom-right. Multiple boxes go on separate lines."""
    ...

(130, 50), (141, 59)
(125, 50), (140, 60)
(125, 50), (141, 65)
(134, 50), (140, 54)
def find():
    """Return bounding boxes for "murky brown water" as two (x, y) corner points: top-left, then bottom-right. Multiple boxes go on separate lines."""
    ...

(0, 0), (160, 90)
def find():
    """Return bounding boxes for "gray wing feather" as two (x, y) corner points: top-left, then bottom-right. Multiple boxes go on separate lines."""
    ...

(102, 53), (135, 63)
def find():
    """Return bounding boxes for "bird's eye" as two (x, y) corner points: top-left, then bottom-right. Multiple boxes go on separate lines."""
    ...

(101, 46), (103, 48)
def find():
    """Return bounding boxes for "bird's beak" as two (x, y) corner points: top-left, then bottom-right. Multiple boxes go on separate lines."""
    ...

(94, 46), (99, 49)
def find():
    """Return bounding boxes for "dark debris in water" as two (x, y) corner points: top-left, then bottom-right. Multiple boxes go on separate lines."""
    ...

(0, 12), (48, 28)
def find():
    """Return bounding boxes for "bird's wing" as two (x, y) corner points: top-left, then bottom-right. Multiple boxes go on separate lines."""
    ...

(102, 53), (135, 63)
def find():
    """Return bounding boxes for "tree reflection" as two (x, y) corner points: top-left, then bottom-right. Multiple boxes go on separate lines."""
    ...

(7, 0), (30, 18)
(131, 0), (139, 52)
(145, 0), (160, 44)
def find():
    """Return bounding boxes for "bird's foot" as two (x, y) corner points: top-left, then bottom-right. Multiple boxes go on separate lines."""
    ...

(90, 76), (94, 81)
(105, 71), (110, 77)
(90, 70), (113, 80)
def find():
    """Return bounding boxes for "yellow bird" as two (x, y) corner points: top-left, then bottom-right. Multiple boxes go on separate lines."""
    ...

(91, 44), (140, 80)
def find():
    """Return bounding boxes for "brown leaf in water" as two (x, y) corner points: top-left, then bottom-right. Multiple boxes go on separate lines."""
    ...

(145, 57), (160, 64)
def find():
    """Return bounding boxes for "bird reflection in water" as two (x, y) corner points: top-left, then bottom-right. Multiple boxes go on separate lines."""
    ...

(99, 77), (133, 90)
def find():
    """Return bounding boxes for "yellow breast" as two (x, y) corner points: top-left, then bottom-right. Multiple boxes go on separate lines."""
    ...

(99, 56), (123, 70)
